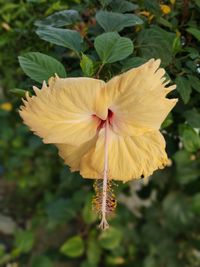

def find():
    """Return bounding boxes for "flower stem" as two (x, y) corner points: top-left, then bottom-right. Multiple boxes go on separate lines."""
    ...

(99, 120), (109, 230)
(95, 63), (104, 79)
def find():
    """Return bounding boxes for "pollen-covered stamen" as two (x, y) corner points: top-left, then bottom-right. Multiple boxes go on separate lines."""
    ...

(92, 179), (117, 227)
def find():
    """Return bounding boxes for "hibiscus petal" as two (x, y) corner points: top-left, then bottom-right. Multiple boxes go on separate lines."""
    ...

(80, 128), (169, 182)
(19, 76), (106, 146)
(57, 135), (97, 172)
(104, 58), (178, 136)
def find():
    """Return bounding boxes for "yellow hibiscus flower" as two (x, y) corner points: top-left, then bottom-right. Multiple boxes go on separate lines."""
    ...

(19, 58), (177, 229)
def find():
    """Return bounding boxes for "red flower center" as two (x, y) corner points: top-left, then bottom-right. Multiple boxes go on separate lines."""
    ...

(92, 109), (114, 130)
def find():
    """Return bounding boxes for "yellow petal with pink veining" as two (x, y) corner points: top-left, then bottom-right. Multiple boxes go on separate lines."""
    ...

(103, 59), (177, 136)
(19, 77), (106, 146)
(80, 127), (169, 182)
(57, 135), (97, 172)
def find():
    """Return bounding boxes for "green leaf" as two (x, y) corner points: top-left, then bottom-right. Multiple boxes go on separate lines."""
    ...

(143, 0), (160, 14)
(99, 227), (122, 250)
(172, 35), (182, 55)
(174, 150), (200, 184)
(9, 88), (27, 97)
(184, 109), (200, 128)
(161, 113), (173, 129)
(14, 230), (34, 253)
(94, 32), (133, 64)
(195, 0), (200, 8)
(0, 244), (5, 258)
(121, 57), (147, 71)
(137, 26), (175, 66)
(82, 194), (97, 224)
(80, 54), (94, 77)
(60, 235), (84, 258)
(87, 238), (101, 265)
(186, 47), (200, 59)
(191, 193), (200, 214)
(157, 17), (173, 30)
(144, 255), (156, 267)
(18, 52), (67, 83)
(187, 27), (200, 42)
(99, 0), (112, 8)
(187, 75), (200, 92)
(110, 0), (138, 13)
(35, 10), (80, 27)
(46, 198), (76, 225)
(80, 261), (97, 267)
(31, 256), (53, 267)
(175, 76), (192, 103)
(36, 26), (83, 53)
(96, 11), (143, 32)
(163, 193), (194, 227)
(179, 125), (200, 152)
(106, 255), (126, 265)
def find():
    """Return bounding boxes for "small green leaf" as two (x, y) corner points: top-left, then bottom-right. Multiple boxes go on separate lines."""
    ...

(96, 11), (143, 32)
(94, 32), (133, 64)
(179, 125), (200, 152)
(82, 194), (97, 224)
(99, 0), (112, 8)
(121, 57), (147, 71)
(80, 260), (97, 267)
(187, 27), (200, 42)
(186, 47), (199, 59)
(184, 109), (200, 128)
(31, 255), (53, 267)
(60, 235), (84, 258)
(35, 10), (80, 27)
(87, 238), (101, 265)
(172, 35), (182, 55)
(14, 230), (34, 253)
(161, 113), (173, 129)
(174, 150), (200, 184)
(18, 52), (67, 83)
(105, 255), (126, 265)
(36, 26), (83, 53)
(157, 17), (173, 29)
(46, 198), (76, 225)
(187, 75), (200, 92)
(195, 0), (200, 8)
(0, 244), (5, 258)
(191, 193), (200, 214)
(80, 54), (94, 77)
(99, 227), (122, 250)
(163, 193), (194, 227)
(175, 76), (192, 103)
(137, 26), (175, 66)
(9, 88), (27, 97)
(110, 0), (138, 13)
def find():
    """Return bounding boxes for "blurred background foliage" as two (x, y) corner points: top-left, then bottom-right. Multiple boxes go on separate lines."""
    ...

(1, 0), (200, 266)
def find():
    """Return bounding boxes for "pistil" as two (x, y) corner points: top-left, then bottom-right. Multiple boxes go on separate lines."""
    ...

(99, 119), (109, 230)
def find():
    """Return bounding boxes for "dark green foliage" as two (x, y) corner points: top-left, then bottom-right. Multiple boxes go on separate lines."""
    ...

(35, 10), (81, 27)
(19, 52), (67, 83)
(96, 11), (143, 32)
(94, 32), (134, 64)
(1, 0), (200, 267)
(137, 26), (175, 66)
(36, 27), (83, 53)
